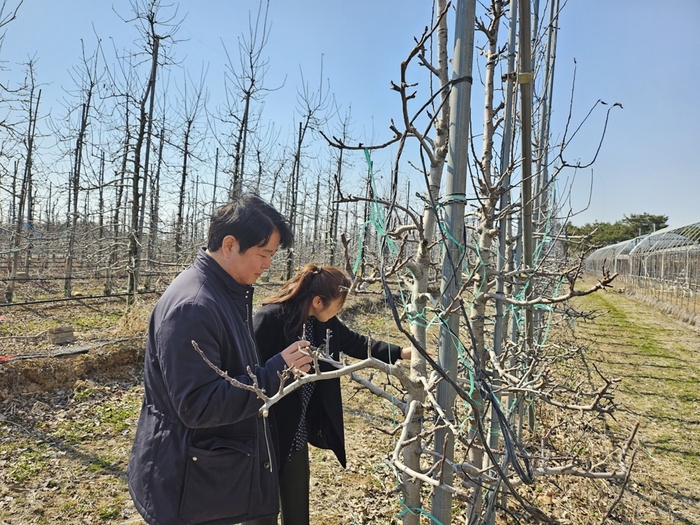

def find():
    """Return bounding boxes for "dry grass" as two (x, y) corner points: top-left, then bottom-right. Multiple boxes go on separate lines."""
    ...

(0, 280), (699, 523)
(569, 284), (700, 524)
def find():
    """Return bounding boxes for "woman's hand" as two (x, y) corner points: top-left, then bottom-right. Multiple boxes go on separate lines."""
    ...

(400, 347), (412, 360)
(280, 340), (313, 373)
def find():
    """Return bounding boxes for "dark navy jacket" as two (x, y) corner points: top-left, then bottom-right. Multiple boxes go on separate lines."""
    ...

(253, 303), (402, 470)
(128, 249), (287, 525)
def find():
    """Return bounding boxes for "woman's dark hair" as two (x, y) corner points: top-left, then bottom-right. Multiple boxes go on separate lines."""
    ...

(263, 264), (352, 340)
(207, 193), (293, 253)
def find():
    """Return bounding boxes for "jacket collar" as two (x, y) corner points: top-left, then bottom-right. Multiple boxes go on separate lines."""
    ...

(193, 247), (254, 299)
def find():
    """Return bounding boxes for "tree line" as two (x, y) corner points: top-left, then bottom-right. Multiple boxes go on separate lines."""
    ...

(0, 0), (392, 301)
(567, 212), (669, 250)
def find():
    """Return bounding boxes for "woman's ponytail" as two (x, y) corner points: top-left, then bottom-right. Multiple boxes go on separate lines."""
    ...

(263, 264), (352, 340)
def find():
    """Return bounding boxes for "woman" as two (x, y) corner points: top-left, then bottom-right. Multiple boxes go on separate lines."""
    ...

(249, 264), (411, 525)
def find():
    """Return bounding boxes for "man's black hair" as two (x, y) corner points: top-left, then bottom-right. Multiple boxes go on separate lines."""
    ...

(207, 194), (293, 253)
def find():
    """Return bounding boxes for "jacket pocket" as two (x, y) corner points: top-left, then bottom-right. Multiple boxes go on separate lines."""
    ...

(178, 435), (255, 524)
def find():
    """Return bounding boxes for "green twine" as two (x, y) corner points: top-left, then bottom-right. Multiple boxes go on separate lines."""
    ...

(352, 221), (369, 276)
(397, 503), (446, 525)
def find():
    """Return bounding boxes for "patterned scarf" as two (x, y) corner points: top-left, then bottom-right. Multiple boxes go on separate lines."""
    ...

(290, 318), (316, 456)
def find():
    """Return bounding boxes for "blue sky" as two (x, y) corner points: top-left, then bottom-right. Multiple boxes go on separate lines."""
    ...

(550, 1), (700, 228)
(1, 0), (698, 228)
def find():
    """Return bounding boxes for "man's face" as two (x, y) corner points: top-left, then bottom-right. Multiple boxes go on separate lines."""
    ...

(223, 230), (281, 285)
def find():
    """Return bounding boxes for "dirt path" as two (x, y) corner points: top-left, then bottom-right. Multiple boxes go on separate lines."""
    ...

(572, 287), (700, 524)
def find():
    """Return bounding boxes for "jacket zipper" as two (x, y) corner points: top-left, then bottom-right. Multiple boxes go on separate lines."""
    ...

(245, 291), (273, 473)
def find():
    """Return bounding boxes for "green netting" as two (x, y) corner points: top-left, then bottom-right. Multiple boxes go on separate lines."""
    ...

(357, 149), (561, 513)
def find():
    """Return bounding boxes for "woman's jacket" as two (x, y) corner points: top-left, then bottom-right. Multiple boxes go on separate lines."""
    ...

(253, 302), (402, 469)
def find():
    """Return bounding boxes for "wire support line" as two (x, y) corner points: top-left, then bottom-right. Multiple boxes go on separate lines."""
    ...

(0, 289), (162, 308)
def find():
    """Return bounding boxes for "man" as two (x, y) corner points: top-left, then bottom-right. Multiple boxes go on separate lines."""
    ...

(128, 194), (312, 525)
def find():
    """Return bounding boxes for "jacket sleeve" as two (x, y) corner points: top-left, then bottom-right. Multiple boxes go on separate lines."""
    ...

(331, 317), (403, 364)
(252, 305), (288, 363)
(155, 301), (287, 428)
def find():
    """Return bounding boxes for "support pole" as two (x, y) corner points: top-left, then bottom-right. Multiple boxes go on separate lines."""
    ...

(487, 1), (519, 522)
(431, 0), (476, 523)
(518, 0), (534, 348)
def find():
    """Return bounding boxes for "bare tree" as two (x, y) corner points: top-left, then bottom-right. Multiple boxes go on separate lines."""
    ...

(325, 108), (354, 266)
(174, 69), (208, 258)
(5, 60), (40, 303)
(145, 104), (166, 289)
(0, 0), (27, 248)
(116, 0), (180, 299)
(314, 1), (631, 523)
(108, 89), (132, 294)
(285, 62), (333, 279)
(324, 5), (453, 520)
(218, 0), (281, 198)
(62, 39), (103, 297)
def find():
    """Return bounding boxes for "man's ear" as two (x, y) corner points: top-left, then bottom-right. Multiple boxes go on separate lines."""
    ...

(222, 235), (238, 255)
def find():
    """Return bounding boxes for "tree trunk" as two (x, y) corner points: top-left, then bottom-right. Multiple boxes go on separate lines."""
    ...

(286, 122), (303, 279)
(127, 34), (159, 299)
(401, 3), (452, 522)
(146, 122), (165, 288)
(175, 125), (191, 258)
(65, 101), (88, 297)
(6, 86), (40, 303)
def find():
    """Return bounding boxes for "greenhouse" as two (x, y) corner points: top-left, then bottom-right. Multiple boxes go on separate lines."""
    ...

(585, 221), (700, 321)
(584, 235), (647, 276)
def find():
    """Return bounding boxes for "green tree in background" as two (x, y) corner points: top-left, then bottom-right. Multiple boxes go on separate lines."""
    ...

(567, 213), (669, 249)
(622, 213), (668, 236)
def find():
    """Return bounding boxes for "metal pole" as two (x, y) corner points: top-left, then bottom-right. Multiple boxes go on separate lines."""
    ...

(431, 0), (476, 523)
(534, 0), (559, 236)
(487, 2), (519, 522)
(519, 0), (534, 349)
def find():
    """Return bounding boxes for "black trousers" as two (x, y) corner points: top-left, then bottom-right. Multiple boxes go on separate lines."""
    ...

(243, 442), (310, 525)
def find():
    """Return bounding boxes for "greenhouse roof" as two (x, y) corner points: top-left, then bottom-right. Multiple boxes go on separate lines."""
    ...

(585, 221), (700, 262)
(628, 222), (700, 255)
(586, 235), (647, 263)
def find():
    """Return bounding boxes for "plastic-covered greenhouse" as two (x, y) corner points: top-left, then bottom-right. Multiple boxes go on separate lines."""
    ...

(585, 221), (700, 322)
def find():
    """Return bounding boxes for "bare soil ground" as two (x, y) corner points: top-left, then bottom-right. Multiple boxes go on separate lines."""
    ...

(0, 280), (698, 524)
(0, 286), (413, 525)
